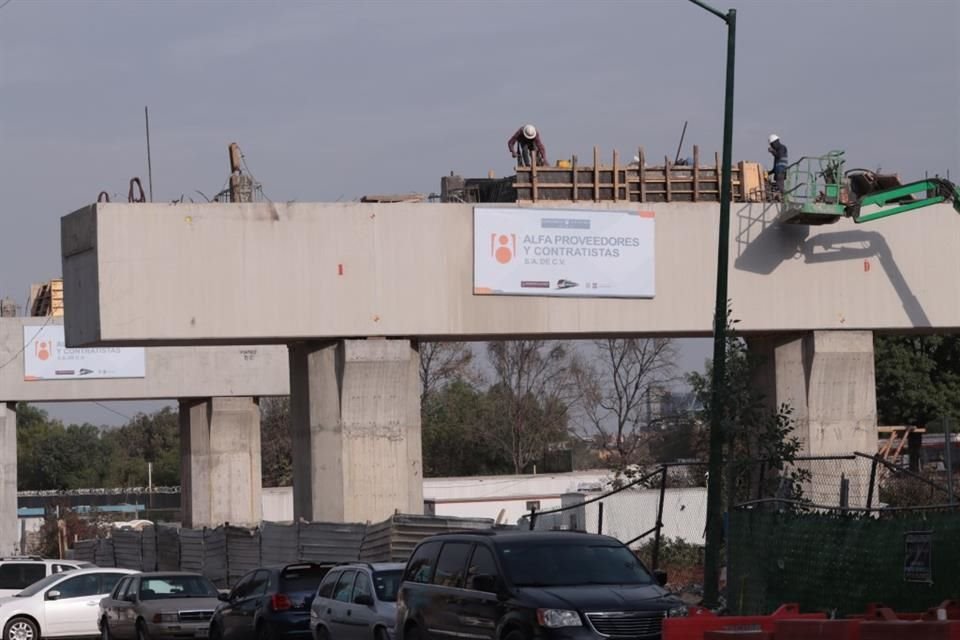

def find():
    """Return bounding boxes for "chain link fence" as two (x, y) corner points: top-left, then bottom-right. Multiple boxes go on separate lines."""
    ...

(728, 453), (960, 616)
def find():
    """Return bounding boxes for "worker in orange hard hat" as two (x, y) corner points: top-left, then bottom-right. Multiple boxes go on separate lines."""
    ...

(508, 124), (548, 168)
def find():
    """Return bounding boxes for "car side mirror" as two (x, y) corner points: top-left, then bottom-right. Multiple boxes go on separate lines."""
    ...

(46, 590), (61, 601)
(218, 592), (230, 602)
(654, 570), (668, 587)
(354, 594), (374, 607)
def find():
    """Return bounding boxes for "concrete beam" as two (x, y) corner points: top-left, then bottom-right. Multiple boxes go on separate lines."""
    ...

(0, 317), (289, 402)
(0, 403), (15, 554)
(290, 339), (422, 523)
(179, 397), (263, 528)
(62, 202), (960, 347)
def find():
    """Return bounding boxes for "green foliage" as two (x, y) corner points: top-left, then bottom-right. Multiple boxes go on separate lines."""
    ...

(260, 397), (292, 487)
(688, 311), (807, 506)
(422, 380), (513, 477)
(636, 536), (703, 569)
(100, 407), (179, 487)
(875, 335), (960, 428)
(16, 403), (180, 491)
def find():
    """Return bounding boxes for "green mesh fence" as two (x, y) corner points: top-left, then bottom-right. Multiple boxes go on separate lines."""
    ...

(728, 508), (960, 617)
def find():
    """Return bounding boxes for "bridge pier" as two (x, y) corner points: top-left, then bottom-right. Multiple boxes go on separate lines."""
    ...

(179, 397), (262, 527)
(0, 403), (15, 554)
(289, 339), (423, 524)
(748, 330), (877, 505)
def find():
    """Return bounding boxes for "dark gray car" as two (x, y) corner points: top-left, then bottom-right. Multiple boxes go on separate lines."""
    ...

(99, 572), (227, 640)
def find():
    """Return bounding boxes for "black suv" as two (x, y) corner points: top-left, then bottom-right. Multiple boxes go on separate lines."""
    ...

(395, 531), (686, 640)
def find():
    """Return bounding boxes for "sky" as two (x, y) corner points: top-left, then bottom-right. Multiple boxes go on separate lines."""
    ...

(0, 0), (957, 426)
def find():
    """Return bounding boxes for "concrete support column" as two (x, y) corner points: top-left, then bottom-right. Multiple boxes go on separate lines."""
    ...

(289, 339), (423, 524)
(0, 403), (16, 555)
(179, 397), (262, 528)
(748, 331), (877, 505)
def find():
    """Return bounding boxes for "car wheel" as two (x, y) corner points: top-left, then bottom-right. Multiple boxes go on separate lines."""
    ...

(4, 617), (39, 640)
(375, 627), (390, 640)
(404, 626), (421, 640)
(210, 625), (223, 640)
(257, 623), (273, 640)
(315, 626), (330, 640)
(101, 619), (113, 640)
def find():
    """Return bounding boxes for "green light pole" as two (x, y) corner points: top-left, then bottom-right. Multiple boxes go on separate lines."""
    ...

(687, 0), (736, 610)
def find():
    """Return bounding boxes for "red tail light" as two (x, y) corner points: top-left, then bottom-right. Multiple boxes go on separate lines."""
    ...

(270, 594), (292, 611)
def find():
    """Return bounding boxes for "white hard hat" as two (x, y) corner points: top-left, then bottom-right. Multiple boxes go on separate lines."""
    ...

(768, 134), (780, 144)
(523, 124), (537, 139)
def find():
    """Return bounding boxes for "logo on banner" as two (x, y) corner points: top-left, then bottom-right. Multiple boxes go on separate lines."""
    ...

(491, 233), (517, 264)
(36, 340), (51, 361)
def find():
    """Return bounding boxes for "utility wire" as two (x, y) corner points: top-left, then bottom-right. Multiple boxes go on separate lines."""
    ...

(0, 314), (54, 373)
(93, 401), (133, 423)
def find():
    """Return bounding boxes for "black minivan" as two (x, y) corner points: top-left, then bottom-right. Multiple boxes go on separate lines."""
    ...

(395, 530), (687, 640)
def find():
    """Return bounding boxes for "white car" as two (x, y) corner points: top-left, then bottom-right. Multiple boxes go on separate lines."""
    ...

(0, 557), (95, 598)
(0, 567), (137, 640)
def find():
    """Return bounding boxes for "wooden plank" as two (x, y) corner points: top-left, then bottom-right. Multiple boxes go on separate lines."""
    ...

(891, 427), (912, 462)
(593, 146), (600, 202)
(638, 147), (646, 202)
(532, 155), (538, 202)
(664, 156), (672, 203)
(612, 150), (619, 202)
(572, 155), (578, 202)
(693, 145), (700, 201)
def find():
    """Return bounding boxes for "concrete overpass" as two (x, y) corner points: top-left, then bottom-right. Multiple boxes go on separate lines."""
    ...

(0, 316), (289, 553)
(61, 201), (960, 518)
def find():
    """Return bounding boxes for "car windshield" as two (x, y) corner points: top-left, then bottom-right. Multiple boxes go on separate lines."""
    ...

(372, 570), (403, 602)
(498, 541), (654, 587)
(139, 576), (219, 599)
(15, 572), (68, 597)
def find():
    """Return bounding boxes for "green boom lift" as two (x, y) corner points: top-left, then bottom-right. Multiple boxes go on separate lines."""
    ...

(778, 150), (960, 225)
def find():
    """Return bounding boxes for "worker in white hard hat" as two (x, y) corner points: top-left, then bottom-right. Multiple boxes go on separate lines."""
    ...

(767, 134), (788, 199)
(508, 124), (548, 167)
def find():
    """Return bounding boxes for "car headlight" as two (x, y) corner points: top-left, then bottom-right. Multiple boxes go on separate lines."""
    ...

(152, 613), (179, 623)
(537, 609), (582, 628)
(667, 606), (689, 617)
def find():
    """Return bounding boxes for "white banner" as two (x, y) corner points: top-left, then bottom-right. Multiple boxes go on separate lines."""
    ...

(23, 325), (146, 381)
(473, 207), (655, 298)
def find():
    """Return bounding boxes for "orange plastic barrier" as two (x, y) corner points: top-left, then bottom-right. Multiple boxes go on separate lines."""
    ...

(860, 621), (960, 639)
(775, 619), (862, 640)
(848, 602), (960, 622)
(663, 604), (827, 640)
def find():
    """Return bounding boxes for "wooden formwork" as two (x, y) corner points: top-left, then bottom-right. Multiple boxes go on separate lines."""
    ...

(515, 145), (767, 204)
(29, 278), (63, 317)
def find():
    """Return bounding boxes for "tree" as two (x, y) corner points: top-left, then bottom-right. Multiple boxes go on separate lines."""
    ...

(17, 404), (110, 490)
(689, 314), (807, 505)
(576, 338), (678, 473)
(485, 340), (580, 474)
(260, 397), (292, 487)
(418, 341), (476, 402)
(422, 381), (511, 476)
(101, 407), (179, 487)
(874, 335), (960, 428)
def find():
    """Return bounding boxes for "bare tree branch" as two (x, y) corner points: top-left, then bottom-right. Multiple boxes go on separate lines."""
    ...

(419, 341), (476, 402)
(576, 338), (679, 473)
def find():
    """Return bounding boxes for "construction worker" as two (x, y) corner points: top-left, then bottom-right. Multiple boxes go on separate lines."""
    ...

(508, 124), (548, 167)
(768, 134), (788, 197)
